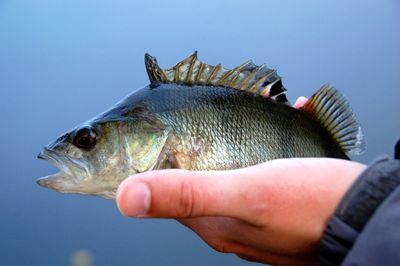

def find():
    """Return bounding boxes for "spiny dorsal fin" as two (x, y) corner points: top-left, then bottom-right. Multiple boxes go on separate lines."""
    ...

(144, 52), (288, 103)
(145, 53), (168, 83)
(302, 85), (365, 155)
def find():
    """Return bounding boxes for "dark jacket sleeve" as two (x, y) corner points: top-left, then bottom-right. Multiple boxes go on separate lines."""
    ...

(318, 141), (400, 266)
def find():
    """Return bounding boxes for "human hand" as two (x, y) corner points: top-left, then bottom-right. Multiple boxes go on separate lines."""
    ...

(117, 158), (366, 265)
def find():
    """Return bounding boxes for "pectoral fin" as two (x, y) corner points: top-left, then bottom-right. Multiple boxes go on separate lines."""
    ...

(151, 136), (194, 170)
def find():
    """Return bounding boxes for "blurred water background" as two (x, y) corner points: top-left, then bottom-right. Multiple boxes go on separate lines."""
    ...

(0, 0), (399, 265)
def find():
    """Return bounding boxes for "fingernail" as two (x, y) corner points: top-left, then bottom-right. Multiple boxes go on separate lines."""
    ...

(118, 182), (151, 217)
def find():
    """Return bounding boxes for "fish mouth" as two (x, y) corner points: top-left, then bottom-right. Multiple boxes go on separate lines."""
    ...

(37, 148), (87, 192)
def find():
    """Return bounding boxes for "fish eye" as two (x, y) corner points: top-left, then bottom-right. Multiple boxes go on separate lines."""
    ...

(73, 127), (97, 150)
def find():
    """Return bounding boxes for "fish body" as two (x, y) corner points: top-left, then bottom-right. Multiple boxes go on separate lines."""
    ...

(37, 53), (364, 199)
(112, 83), (348, 169)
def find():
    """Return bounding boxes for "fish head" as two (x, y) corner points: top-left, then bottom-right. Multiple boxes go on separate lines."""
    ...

(37, 121), (129, 199)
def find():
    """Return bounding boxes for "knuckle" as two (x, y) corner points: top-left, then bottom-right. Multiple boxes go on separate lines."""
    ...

(208, 239), (232, 254)
(207, 238), (245, 255)
(236, 254), (254, 262)
(176, 179), (202, 218)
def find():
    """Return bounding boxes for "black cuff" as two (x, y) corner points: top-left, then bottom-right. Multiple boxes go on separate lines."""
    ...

(318, 157), (400, 265)
(318, 217), (358, 266)
(335, 157), (400, 232)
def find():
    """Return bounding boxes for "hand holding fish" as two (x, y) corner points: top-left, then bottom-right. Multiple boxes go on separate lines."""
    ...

(37, 53), (367, 264)
(117, 158), (366, 265)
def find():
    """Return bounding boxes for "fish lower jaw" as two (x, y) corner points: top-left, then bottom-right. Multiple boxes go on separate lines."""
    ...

(36, 171), (72, 192)
(37, 172), (117, 199)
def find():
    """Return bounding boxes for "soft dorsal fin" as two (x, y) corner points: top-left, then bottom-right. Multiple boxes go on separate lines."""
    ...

(144, 52), (288, 103)
(302, 85), (365, 155)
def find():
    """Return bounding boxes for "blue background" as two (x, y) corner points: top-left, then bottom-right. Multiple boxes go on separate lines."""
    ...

(1, 1), (399, 265)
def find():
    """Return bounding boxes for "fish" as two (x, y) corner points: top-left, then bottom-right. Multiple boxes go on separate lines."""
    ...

(37, 52), (365, 199)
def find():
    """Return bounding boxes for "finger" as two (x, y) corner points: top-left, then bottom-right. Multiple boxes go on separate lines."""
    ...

(178, 217), (241, 245)
(179, 215), (318, 258)
(179, 218), (313, 266)
(117, 158), (365, 225)
(116, 167), (269, 221)
(170, 158), (365, 253)
(234, 245), (315, 266)
(293, 96), (308, 109)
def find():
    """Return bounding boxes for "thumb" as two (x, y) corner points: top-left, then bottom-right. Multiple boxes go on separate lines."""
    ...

(116, 168), (261, 220)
